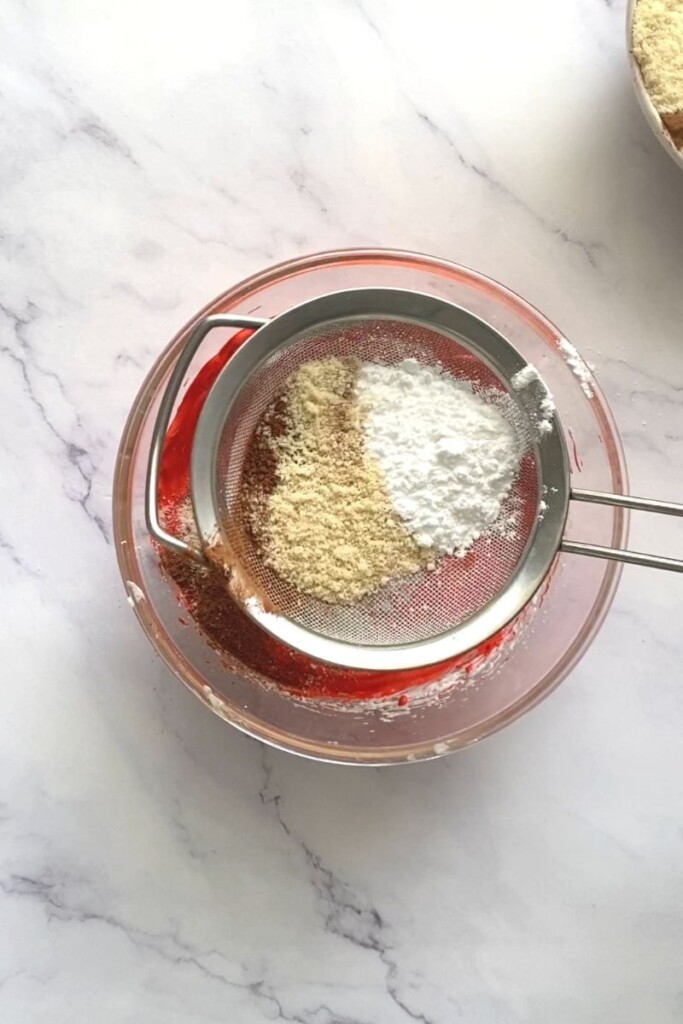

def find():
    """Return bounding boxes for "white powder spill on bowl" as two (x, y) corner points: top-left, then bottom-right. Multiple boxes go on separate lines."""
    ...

(558, 338), (594, 398)
(125, 580), (146, 607)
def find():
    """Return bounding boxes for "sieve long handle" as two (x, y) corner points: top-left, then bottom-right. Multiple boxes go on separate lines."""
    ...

(561, 488), (683, 572)
(146, 314), (268, 561)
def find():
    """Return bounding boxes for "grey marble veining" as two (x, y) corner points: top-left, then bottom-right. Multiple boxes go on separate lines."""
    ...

(1, 0), (682, 1021)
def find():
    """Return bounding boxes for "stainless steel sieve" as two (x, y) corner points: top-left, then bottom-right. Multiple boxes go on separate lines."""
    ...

(146, 288), (683, 672)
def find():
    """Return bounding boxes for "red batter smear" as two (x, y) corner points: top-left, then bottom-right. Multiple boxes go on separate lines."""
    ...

(156, 328), (513, 700)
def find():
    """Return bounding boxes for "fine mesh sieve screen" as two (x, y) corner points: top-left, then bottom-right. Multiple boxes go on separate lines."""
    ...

(213, 316), (539, 647)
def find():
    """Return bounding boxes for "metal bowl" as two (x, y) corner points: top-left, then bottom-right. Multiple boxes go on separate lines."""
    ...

(627, 0), (683, 172)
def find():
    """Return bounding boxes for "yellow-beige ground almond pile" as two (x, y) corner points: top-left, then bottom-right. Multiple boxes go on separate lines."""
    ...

(633, 0), (683, 147)
(241, 357), (425, 604)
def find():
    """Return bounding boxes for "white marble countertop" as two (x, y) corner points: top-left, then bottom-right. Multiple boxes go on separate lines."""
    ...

(2, 0), (683, 1020)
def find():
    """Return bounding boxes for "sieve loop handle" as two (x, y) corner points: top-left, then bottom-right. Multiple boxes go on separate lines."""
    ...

(561, 488), (683, 572)
(146, 314), (268, 562)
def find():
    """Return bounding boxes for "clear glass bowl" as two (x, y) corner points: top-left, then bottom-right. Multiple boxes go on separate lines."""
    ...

(113, 249), (627, 764)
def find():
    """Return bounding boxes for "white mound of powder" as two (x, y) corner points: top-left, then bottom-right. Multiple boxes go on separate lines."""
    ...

(356, 359), (522, 556)
(558, 338), (594, 398)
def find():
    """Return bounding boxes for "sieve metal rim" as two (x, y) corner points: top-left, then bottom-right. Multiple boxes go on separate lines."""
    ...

(190, 288), (570, 671)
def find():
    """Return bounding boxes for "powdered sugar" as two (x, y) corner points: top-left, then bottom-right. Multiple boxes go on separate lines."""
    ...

(511, 363), (555, 435)
(125, 580), (145, 607)
(558, 338), (594, 398)
(356, 359), (522, 557)
(510, 365), (539, 389)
